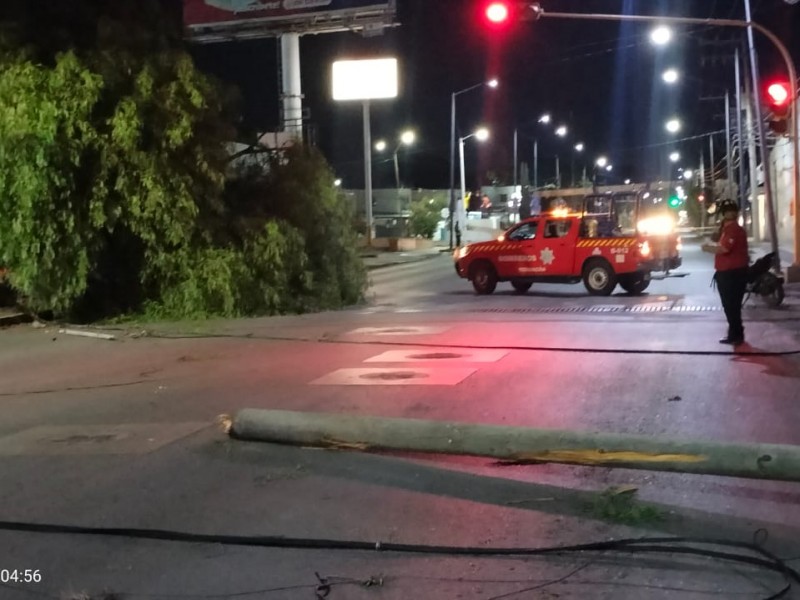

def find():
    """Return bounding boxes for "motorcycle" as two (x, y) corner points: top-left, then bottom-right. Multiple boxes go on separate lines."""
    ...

(746, 252), (785, 307)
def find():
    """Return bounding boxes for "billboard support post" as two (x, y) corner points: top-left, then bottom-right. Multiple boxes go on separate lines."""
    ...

(280, 33), (303, 138)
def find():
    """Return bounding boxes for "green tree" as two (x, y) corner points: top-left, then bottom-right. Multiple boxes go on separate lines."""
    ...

(0, 2), (230, 314)
(222, 145), (367, 310)
(408, 196), (447, 239)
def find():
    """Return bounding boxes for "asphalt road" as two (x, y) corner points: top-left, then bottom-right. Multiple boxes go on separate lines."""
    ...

(0, 239), (799, 599)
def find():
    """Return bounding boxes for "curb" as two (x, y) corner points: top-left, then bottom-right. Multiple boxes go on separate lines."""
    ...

(0, 311), (31, 327)
(365, 252), (445, 271)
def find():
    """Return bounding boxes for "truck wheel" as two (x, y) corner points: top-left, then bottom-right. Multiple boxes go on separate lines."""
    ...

(582, 259), (617, 296)
(511, 280), (532, 293)
(470, 261), (497, 295)
(619, 272), (650, 295)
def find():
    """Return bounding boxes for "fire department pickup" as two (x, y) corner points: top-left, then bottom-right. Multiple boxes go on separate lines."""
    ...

(454, 209), (682, 296)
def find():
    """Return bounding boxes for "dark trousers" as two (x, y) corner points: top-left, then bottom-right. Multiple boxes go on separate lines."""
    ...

(715, 268), (748, 339)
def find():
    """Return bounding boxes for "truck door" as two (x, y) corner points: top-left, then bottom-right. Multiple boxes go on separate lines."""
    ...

(538, 218), (577, 275)
(498, 219), (539, 278)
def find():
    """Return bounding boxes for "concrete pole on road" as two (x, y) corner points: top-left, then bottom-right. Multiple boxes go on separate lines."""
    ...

(231, 409), (800, 483)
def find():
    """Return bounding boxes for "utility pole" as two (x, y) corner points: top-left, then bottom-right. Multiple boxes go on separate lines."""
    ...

(744, 53), (762, 243)
(735, 48), (748, 225)
(513, 128), (519, 188)
(700, 150), (707, 228)
(744, 0), (781, 268)
(725, 90), (735, 201)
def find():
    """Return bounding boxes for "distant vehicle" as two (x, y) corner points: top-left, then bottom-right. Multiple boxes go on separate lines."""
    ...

(453, 191), (682, 296)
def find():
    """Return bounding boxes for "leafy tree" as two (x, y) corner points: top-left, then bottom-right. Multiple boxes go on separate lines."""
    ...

(408, 195), (447, 239)
(0, 1), (230, 315)
(0, 0), (365, 319)
(221, 145), (367, 310)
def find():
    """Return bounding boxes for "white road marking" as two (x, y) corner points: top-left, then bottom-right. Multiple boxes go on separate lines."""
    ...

(310, 367), (476, 386)
(364, 349), (508, 363)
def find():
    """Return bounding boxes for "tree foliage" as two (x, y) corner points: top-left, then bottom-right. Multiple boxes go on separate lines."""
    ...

(0, 0), (366, 320)
(408, 195), (448, 239)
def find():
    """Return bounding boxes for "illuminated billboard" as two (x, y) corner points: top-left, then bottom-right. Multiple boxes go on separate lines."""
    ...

(332, 58), (398, 101)
(185, 0), (396, 41)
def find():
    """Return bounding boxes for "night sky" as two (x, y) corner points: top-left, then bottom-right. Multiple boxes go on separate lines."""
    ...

(190, 0), (800, 190)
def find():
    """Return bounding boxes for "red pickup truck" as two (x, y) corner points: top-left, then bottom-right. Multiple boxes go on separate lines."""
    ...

(454, 208), (682, 296)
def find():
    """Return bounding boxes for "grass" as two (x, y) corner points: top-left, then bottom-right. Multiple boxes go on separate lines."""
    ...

(589, 486), (666, 526)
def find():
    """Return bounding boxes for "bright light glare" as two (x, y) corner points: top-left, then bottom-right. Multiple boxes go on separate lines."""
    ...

(650, 26), (672, 46)
(624, 179), (632, 185)
(475, 128), (490, 141)
(539, 114), (551, 124)
(332, 58), (398, 101)
(638, 216), (675, 236)
(487, 79), (500, 88)
(662, 68), (679, 84)
(606, 165), (613, 172)
(556, 125), (568, 137)
(486, 2), (510, 23)
(334, 178), (342, 187)
(375, 140), (387, 152)
(767, 82), (789, 106)
(400, 130), (416, 145)
(670, 152), (680, 162)
(551, 207), (570, 218)
(666, 119), (681, 133)
(574, 143), (584, 152)
(596, 156), (608, 168)
(683, 169), (693, 179)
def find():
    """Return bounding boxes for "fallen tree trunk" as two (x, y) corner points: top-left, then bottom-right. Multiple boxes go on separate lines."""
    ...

(231, 409), (800, 483)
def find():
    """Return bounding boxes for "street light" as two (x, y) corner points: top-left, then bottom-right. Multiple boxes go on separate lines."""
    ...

(539, 113), (551, 124)
(574, 143), (584, 152)
(393, 129), (416, 188)
(555, 125), (568, 137)
(665, 118), (681, 133)
(683, 169), (694, 179)
(375, 140), (387, 152)
(459, 128), (491, 228)
(334, 178), (342, 187)
(596, 156), (608, 168)
(650, 25), (673, 45)
(670, 152), (681, 162)
(449, 79), (499, 249)
(662, 68), (679, 84)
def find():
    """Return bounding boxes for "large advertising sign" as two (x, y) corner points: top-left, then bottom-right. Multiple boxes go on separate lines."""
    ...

(185, 0), (395, 40)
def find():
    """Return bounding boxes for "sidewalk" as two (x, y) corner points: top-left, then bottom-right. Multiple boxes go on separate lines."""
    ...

(360, 244), (451, 270)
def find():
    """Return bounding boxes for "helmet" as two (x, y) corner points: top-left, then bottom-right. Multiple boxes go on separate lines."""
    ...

(718, 200), (739, 214)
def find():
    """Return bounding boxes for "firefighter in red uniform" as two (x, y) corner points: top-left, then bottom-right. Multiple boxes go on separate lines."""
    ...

(701, 200), (749, 345)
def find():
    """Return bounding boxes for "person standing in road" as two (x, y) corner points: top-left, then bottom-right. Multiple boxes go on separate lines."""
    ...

(701, 200), (749, 345)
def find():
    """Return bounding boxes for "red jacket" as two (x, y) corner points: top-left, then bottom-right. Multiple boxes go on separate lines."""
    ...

(715, 220), (749, 272)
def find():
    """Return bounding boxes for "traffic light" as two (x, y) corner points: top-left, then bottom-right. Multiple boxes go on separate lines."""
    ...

(668, 195), (682, 208)
(480, 1), (537, 28)
(485, 2), (510, 24)
(765, 81), (791, 135)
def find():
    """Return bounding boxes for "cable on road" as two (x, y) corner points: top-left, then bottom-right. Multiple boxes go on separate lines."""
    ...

(126, 330), (800, 358)
(0, 520), (798, 600)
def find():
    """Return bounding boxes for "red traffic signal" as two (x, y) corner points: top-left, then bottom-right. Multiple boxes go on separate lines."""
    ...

(767, 82), (790, 108)
(485, 2), (510, 24)
(765, 80), (791, 135)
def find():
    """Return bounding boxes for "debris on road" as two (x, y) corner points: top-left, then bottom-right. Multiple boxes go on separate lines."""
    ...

(58, 328), (116, 341)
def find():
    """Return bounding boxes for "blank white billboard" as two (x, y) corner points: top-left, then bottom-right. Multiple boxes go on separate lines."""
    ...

(332, 58), (398, 101)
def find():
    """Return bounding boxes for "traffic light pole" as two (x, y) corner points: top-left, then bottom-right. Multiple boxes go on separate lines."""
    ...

(527, 5), (800, 278)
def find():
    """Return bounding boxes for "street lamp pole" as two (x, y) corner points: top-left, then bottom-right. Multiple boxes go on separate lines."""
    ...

(528, 4), (800, 276)
(449, 80), (497, 250)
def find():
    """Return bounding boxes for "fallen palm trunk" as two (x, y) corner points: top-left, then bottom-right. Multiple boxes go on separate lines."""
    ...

(231, 409), (800, 483)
